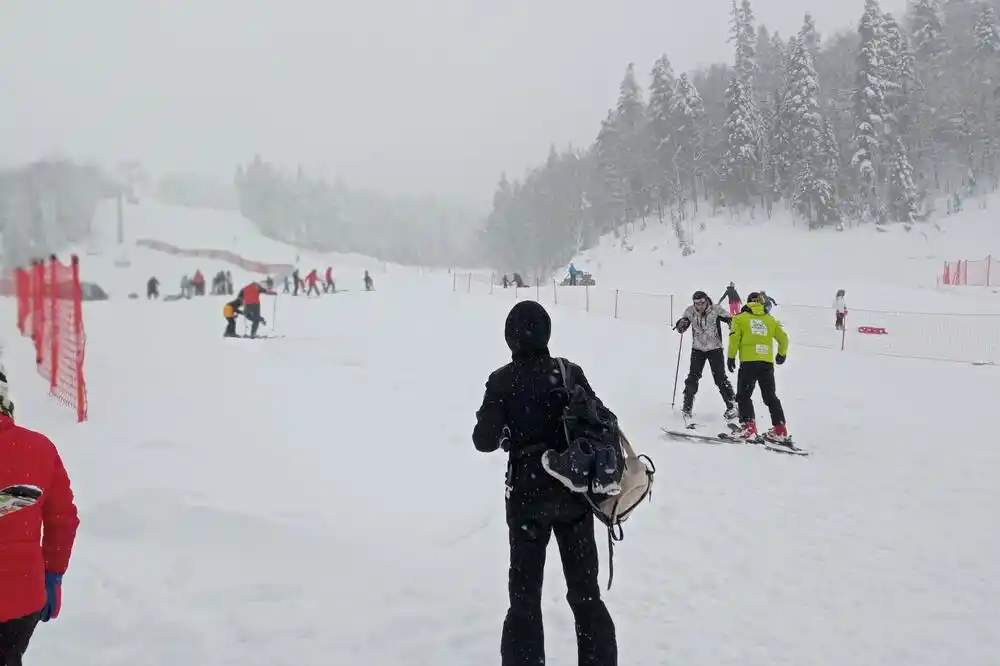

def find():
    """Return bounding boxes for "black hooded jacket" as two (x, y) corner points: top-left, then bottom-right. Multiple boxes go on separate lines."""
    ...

(473, 301), (608, 512)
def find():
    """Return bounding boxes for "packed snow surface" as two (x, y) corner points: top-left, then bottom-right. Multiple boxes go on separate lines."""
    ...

(1, 201), (996, 664)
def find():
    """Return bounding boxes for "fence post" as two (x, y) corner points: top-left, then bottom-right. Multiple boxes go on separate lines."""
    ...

(71, 255), (86, 422)
(536, 280), (540, 301)
(490, 273), (494, 295)
(467, 272), (472, 293)
(988, 255), (993, 287)
(670, 293), (674, 323)
(552, 280), (557, 305)
(452, 272), (456, 292)
(48, 255), (58, 394)
(585, 285), (590, 312)
(614, 289), (619, 319)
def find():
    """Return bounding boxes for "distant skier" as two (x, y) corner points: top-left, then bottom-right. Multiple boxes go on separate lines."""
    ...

(720, 282), (742, 316)
(304, 270), (321, 297)
(363, 270), (374, 291)
(674, 291), (737, 420)
(501, 274), (509, 288)
(146, 276), (159, 300)
(324, 267), (336, 293)
(759, 290), (777, 314)
(834, 289), (847, 330)
(727, 292), (793, 447)
(222, 298), (243, 338)
(237, 281), (275, 338)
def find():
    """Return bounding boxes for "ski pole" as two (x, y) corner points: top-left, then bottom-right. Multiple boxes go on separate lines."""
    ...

(670, 330), (684, 408)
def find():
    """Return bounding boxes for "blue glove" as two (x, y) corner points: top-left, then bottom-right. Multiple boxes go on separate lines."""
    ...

(40, 572), (62, 622)
(775, 354), (786, 365)
(727, 357), (736, 373)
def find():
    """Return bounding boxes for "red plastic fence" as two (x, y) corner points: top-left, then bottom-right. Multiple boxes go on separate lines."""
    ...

(942, 256), (1000, 286)
(453, 272), (1000, 366)
(14, 255), (88, 422)
(135, 238), (295, 276)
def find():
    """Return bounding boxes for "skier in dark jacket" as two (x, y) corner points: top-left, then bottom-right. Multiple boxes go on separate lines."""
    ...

(473, 300), (617, 666)
(720, 282), (742, 316)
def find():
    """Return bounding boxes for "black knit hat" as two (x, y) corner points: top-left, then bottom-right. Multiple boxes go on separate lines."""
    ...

(505, 300), (551, 357)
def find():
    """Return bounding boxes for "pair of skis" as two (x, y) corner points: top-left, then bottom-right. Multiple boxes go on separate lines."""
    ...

(662, 420), (808, 456)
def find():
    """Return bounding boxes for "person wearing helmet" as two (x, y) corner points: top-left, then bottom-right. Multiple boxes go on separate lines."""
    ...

(222, 297), (243, 338)
(674, 291), (737, 420)
(727, 292), (793, 448)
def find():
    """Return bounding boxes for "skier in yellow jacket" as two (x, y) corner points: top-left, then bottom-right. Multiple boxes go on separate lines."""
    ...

(726, 292), (792, 447)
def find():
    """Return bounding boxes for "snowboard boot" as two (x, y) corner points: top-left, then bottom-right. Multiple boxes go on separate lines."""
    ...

(541, 441), (592, 493)
(590, 445), (621, 496)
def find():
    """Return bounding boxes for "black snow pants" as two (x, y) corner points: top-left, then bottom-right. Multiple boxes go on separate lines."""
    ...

(243, 303), (262, 337)
(224, 316), (239, 337)
(0, 612), (40, 666)
(736, 360), (785, 426)
(503, 499), (617, 666)
(683, 348), (734, 411)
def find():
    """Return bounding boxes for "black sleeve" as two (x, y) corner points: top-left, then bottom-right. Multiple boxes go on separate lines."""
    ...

(472, 372), (506, 452)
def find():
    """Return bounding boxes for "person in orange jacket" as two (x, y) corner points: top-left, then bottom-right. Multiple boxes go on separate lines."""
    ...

(0, 363), (80, 664)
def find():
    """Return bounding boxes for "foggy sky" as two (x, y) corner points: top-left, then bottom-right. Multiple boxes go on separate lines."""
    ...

(0, 0), (905, 204)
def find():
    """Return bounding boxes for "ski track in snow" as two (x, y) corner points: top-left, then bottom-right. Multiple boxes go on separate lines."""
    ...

(1, 200), (997, 665)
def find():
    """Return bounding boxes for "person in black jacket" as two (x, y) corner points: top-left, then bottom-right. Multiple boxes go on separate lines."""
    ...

(473, 300), (617, 666)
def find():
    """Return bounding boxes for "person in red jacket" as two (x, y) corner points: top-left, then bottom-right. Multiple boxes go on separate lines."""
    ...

(236, 281), (275, 338)
(304, 269), (321, 297)
(0, 364), (80, 665)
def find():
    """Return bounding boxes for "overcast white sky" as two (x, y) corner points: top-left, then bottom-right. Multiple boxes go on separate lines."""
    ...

(0, 0), (905, 205)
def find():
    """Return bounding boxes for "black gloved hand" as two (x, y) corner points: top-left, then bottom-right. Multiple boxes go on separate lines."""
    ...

(727, 357), (736, 373)
(674, 318), (689, 333)
(775, 354), (785, 365)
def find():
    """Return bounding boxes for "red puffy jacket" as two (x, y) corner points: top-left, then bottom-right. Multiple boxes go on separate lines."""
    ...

(0, 415), (79, 622)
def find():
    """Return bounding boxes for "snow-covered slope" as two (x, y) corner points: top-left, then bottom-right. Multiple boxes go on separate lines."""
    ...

(76, 198), (389, 298)
(0, 248), (996, 664)
(570, 203), (1000, 313)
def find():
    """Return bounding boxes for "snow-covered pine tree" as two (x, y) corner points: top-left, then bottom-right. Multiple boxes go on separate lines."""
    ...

(782, 34), (837, 225)
(973, 3), (1000, 187)
(881, 13), (924, 216)
(647, 54), (678, 220)
(670, 73), (706, 218)
(974, 4), (1000, 58)
(909, 0), (947, 61)
(721, 76), (763, 208)
(721, 0), (765, 212)
(851, 0), (888, 222)
(729, 0), (758, 83)
(886, 134), (919, 221)
(594, 109), (626, 233)
(613, 63), (649, 227)
(801, 13), (821, 56)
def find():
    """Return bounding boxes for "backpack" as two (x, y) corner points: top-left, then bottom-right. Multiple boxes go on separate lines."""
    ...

(553, 358), (656, 588)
